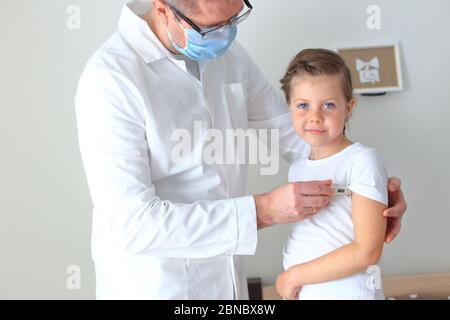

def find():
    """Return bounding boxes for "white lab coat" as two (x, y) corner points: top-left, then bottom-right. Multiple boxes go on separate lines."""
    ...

(74, 1), (308, 299)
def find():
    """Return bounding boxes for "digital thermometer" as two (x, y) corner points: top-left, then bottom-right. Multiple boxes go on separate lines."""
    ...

(333, 186), (352, 196)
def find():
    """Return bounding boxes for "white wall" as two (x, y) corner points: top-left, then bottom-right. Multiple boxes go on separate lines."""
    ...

(0, 0), (125, 299)
(0, 0), (449, 299)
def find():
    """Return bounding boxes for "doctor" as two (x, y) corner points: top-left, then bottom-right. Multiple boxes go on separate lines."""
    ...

(75, 0), (407, 299)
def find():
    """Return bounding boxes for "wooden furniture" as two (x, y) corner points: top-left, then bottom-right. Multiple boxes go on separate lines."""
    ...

(383, 273), (450, 300)
(247, 277), (263, 300)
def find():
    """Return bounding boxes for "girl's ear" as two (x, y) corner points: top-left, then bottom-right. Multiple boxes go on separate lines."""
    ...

(346, 99), (356, 120)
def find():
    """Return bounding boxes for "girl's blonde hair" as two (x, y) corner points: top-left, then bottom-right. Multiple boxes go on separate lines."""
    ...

(280, 48), (354, 104)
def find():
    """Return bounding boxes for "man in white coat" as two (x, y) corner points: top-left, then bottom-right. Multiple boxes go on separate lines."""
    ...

(75, 0), (407, 299)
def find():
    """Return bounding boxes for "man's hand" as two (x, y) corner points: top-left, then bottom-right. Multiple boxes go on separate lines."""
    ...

(384, 177), (407, 244)
(275, 269), (302, 300)
(254, 180), (334, 229)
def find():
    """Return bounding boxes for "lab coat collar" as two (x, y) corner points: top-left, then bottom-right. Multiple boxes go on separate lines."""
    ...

(118, 1), (172, 64)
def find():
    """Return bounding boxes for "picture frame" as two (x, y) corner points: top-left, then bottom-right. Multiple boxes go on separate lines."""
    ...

(336, 43), (404, 95)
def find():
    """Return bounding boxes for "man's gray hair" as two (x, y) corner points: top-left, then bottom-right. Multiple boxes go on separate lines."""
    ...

(164, 0), (239, 16)
(164, 0), (199, 15)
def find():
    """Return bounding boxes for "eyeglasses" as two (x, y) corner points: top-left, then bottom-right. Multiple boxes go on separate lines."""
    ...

(166, 0), (253, 38)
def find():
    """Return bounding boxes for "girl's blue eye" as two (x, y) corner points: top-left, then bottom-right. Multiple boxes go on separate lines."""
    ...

(323, 102), (336, 110)
(297, 103), (310, 110)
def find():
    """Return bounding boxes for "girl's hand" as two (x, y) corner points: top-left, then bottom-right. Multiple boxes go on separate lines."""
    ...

(275, 269), (302, 300)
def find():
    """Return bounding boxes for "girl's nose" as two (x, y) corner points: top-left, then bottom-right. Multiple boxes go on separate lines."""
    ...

(309, 108), (323, 122)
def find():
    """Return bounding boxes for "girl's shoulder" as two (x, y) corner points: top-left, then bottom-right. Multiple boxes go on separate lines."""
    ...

(348, 143), (389, 205)
(348, 143), (385, 166)
(287, 142), (386, 182)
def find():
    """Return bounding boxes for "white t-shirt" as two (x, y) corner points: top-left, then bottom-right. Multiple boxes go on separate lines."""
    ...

(283, 142), (388, 300)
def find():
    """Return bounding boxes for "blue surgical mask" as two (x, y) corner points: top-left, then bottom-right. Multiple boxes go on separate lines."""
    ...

(166, 20), (237, 61)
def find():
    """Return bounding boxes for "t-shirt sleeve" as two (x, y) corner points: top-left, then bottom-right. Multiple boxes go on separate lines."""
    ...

(348, 148), (388, 206)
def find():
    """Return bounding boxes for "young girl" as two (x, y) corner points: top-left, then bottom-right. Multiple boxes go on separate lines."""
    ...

(276, 49), (388, 300)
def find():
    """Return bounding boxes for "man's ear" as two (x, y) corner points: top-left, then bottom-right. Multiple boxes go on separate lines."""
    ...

(152, 0), (170, 25)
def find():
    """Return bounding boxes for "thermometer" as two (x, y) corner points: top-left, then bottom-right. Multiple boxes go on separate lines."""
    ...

(333, 186), (352, 196)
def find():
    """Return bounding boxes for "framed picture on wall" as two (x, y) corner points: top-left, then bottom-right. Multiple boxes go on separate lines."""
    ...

(336, 43), (404, 95)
